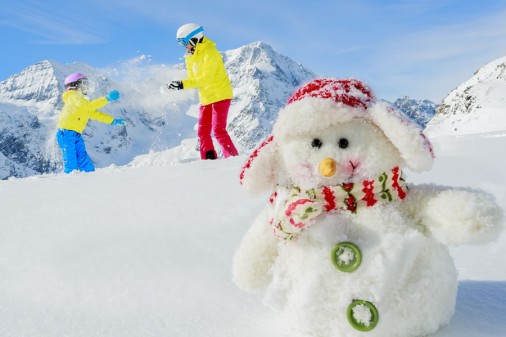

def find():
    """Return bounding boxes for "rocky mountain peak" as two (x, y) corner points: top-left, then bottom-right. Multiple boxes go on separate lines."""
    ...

(224, 42), (315, 149)
(391, 96), (437, 128)
(425, 56), (506, 137)
(0, 60), (61, 114)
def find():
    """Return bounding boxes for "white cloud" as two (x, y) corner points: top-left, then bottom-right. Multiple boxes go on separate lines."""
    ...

(380, 10), (506, 65)
(1, 3), (106, 44)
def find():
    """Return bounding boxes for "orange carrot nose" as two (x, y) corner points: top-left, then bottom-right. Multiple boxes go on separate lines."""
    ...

(319, 158), (337, 177)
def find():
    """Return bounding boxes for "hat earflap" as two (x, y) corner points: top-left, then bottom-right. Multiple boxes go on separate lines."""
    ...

(239, 135), (279, 194)
(369, 101), (434, 172)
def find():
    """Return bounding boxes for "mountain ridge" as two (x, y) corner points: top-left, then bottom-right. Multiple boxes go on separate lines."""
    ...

(425, 56), (506, 137)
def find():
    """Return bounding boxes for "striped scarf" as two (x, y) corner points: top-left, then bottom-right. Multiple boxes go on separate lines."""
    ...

(269, 167), (408, 240)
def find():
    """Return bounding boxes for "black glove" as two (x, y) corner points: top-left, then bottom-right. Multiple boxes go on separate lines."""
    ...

(167, 80), (183, 90)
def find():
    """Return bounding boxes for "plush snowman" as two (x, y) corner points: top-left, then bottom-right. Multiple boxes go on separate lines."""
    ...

(233, 79), (502, 337)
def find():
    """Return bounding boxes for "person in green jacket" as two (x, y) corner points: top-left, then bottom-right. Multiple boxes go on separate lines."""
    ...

(56, 72), (124, 173)
(167, 23), (239, 160)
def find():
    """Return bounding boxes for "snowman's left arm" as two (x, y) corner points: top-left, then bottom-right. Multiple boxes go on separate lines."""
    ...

(403, 183), (503, 245)
(232, 207), (279, 291)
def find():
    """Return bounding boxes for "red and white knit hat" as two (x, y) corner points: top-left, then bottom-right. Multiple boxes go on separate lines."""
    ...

(240, 78), (434, 192)
(274, 78), (372, 136)
(274, 78), (433, 168)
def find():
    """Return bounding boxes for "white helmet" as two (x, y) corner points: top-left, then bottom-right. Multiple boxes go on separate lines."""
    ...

(176, 23), (204, 47)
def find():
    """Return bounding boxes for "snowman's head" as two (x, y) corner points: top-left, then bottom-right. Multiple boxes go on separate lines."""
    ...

(240, 79), (434, 194)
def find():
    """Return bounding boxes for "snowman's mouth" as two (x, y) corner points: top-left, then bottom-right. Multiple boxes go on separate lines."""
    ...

(346, 160), (360, 181)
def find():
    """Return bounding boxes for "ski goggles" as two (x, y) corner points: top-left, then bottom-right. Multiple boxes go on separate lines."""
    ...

(65, 78), (89, 90)
(77, 79), (89, 87)
(177, 27), (203, 47)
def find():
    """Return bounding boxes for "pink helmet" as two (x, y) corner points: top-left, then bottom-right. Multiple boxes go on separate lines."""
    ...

(64, 73), (87, 90)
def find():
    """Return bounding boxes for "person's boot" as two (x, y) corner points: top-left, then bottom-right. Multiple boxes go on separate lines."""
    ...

(205, 150), (217, 160)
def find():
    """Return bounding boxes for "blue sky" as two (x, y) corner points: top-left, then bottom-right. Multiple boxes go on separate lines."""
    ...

(1, 0), (506, 102)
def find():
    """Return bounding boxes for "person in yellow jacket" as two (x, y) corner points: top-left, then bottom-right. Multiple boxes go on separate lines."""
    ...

(167, 23), (239, 160)
(56, 72), (125, 173)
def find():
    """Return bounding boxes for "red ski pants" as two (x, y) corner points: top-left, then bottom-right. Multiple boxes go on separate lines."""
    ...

(197, 99), (238, 159)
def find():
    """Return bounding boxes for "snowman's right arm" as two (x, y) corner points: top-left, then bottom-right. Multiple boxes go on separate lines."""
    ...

(232, 207), (279, 291)
(404, 183), (502, 245)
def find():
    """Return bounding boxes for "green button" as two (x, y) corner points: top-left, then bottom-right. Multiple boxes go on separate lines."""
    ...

(331, 242), (362, 272)
(347, 300), (379, 331)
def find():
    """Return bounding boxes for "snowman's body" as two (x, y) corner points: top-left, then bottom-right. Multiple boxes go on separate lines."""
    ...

(259, 205), (457, 337)
(233, 79), (502, 337)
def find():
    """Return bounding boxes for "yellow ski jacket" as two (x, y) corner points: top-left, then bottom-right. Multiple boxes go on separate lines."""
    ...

(57, 90), (114, 134)
(182, 37), (233, 106)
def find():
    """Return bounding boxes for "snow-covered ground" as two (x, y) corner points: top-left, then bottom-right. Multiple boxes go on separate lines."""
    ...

(0, 133), (505, 337)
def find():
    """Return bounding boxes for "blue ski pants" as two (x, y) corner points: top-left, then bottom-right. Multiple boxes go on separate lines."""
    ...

(56, 129), (95, 173)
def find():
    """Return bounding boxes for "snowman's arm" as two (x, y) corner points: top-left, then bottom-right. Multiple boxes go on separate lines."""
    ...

(232, 207), (279, 291)
(404, 184), (503, 245)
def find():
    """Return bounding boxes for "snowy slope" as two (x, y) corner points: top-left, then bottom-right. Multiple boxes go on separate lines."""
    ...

(425, 56), (506, 137)
(0, 133), (504, 337)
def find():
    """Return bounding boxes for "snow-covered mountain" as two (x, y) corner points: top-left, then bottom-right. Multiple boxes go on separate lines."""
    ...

(0, 42), (315, 179)
(3, 44), (506, 179)
(0, 103), (51, 178)
(224, 42), (315, 150)
(391, 96), (437, 128)
(425, 56), (506, 137)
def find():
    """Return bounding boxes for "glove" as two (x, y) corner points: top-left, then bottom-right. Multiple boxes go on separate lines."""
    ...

(111, 119), (125, 125)
(106, 90), (120, 102)
(167, 81), (183, 90)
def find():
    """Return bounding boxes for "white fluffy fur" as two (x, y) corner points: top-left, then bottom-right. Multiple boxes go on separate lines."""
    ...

(273, 98), (367, 141)
(240, 138), (278, 194)
(368, 102), (434, 171)
(232, 209), (278, 290)
(233, 84), (503, 337)
(405, 184), (504, 245)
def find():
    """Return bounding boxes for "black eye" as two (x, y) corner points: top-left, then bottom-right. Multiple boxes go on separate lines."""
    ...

(338, 138), (349, 149)
(311, 138), (322, 148)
